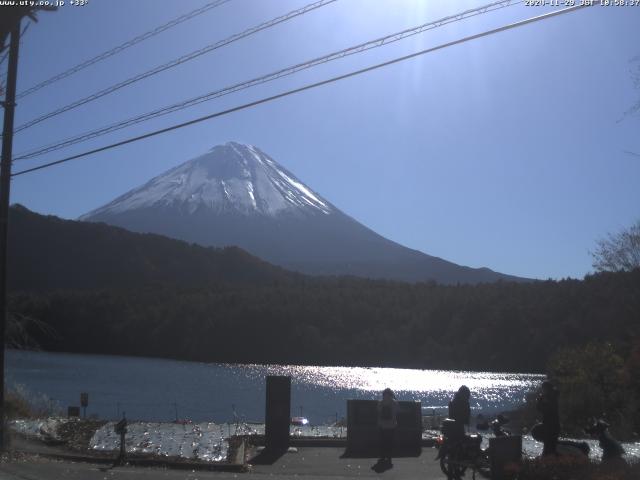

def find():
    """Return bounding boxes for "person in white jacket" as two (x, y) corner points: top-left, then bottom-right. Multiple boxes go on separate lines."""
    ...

(377, 388), (399, 464)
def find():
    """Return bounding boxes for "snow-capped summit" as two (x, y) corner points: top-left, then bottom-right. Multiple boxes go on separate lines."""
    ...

(81, 142), (526, 284)
(81, 142), (332, 219)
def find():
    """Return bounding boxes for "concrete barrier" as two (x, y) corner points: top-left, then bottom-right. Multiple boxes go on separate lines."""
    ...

(265, 376), (291, 450)
(346, 400), (421, 456)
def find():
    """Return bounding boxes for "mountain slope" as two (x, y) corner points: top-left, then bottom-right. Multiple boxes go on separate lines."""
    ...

(81, 142), (526, 284)
(8, 204), (294, 293)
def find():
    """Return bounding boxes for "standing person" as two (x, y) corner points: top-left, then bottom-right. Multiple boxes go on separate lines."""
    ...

(377, 388), (398, 465)
(449, 385), (471, 437)
(536, 380), (560, 456)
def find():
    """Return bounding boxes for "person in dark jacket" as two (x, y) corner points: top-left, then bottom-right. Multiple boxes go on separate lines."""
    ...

(536, 380), (560, 455)
(377, 388), (398, 465)
(449, 385), (471, 437)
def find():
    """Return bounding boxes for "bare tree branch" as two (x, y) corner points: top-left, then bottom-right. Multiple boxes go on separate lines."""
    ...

(619, 56), (640, 122)
(6, 312), (58, 349)
(591, 220), (640, 272)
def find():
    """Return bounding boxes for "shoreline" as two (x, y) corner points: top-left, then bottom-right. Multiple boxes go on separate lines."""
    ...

(6, 347), (547, 376)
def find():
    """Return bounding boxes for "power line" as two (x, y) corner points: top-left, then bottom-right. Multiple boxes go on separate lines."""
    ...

(14, 0), (232, 99)
(11, 0), (338, 134)
(14, 0), (521, 161)
(11, 3), (593, 178)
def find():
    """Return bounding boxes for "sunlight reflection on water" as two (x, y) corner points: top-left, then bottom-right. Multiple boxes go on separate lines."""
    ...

(267, 365), (537, 392)
(243, 364), (544, 411)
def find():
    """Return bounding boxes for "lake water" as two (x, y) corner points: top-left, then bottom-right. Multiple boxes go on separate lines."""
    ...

(9, 350), (640, 463)
(6, 349), (544, 423)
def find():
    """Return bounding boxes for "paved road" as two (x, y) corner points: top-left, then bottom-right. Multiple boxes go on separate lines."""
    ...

(0, 448), (448, 480)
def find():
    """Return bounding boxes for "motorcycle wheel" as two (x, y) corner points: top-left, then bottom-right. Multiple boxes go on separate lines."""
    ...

(439, 453), (466, 480)
(474, 451), (491, 479)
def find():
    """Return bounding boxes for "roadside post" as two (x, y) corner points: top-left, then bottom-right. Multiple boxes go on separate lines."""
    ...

(114, 413), (128, 466)
(80, 393), (88, 418)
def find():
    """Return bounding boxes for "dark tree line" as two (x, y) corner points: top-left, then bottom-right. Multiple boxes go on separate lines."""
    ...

(9, 269), (640, 373)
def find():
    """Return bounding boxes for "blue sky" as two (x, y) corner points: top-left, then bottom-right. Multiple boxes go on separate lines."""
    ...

(5, 0), (640, 280)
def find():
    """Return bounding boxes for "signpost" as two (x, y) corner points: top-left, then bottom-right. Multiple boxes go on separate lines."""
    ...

(114, 414), (128, 466)
(80, 392), (88, 418)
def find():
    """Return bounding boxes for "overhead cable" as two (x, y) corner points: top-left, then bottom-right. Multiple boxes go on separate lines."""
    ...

(12, 4), (593, 178)
(15, 0), (232, 99)
(14, 0), (519, 160)
(11, 0), (338, 133)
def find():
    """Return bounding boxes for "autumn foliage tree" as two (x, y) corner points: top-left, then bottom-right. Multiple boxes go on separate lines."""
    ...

(545, 341), (640, 439)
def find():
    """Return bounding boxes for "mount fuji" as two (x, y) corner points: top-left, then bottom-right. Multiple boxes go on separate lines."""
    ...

(81, 142), (524, 284)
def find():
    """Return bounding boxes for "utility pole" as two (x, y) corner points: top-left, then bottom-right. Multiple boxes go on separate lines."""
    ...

(0, 5), (56, 450)
(0, 16), (22, 451)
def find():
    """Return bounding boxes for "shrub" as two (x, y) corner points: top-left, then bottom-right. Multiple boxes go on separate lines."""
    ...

(5, 385), (62, 419)
(547, 343), (636, 439)
(519, 457), (639, 480)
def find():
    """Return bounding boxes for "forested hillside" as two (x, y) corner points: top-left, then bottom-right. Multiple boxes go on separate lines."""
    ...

(8, 204), (296, 292)
(10, 270), (640, 373)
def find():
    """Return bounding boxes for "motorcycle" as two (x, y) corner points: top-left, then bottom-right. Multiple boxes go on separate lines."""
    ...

(530, 423), (590, 457)
(435, 416), (510, 480)
(584, 419), (625, 464)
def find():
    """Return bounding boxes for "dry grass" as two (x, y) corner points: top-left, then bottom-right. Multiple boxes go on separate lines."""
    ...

(56, 420), (107, 452)
(5, 384), (62, 419)
(5, 391), (34, 419)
